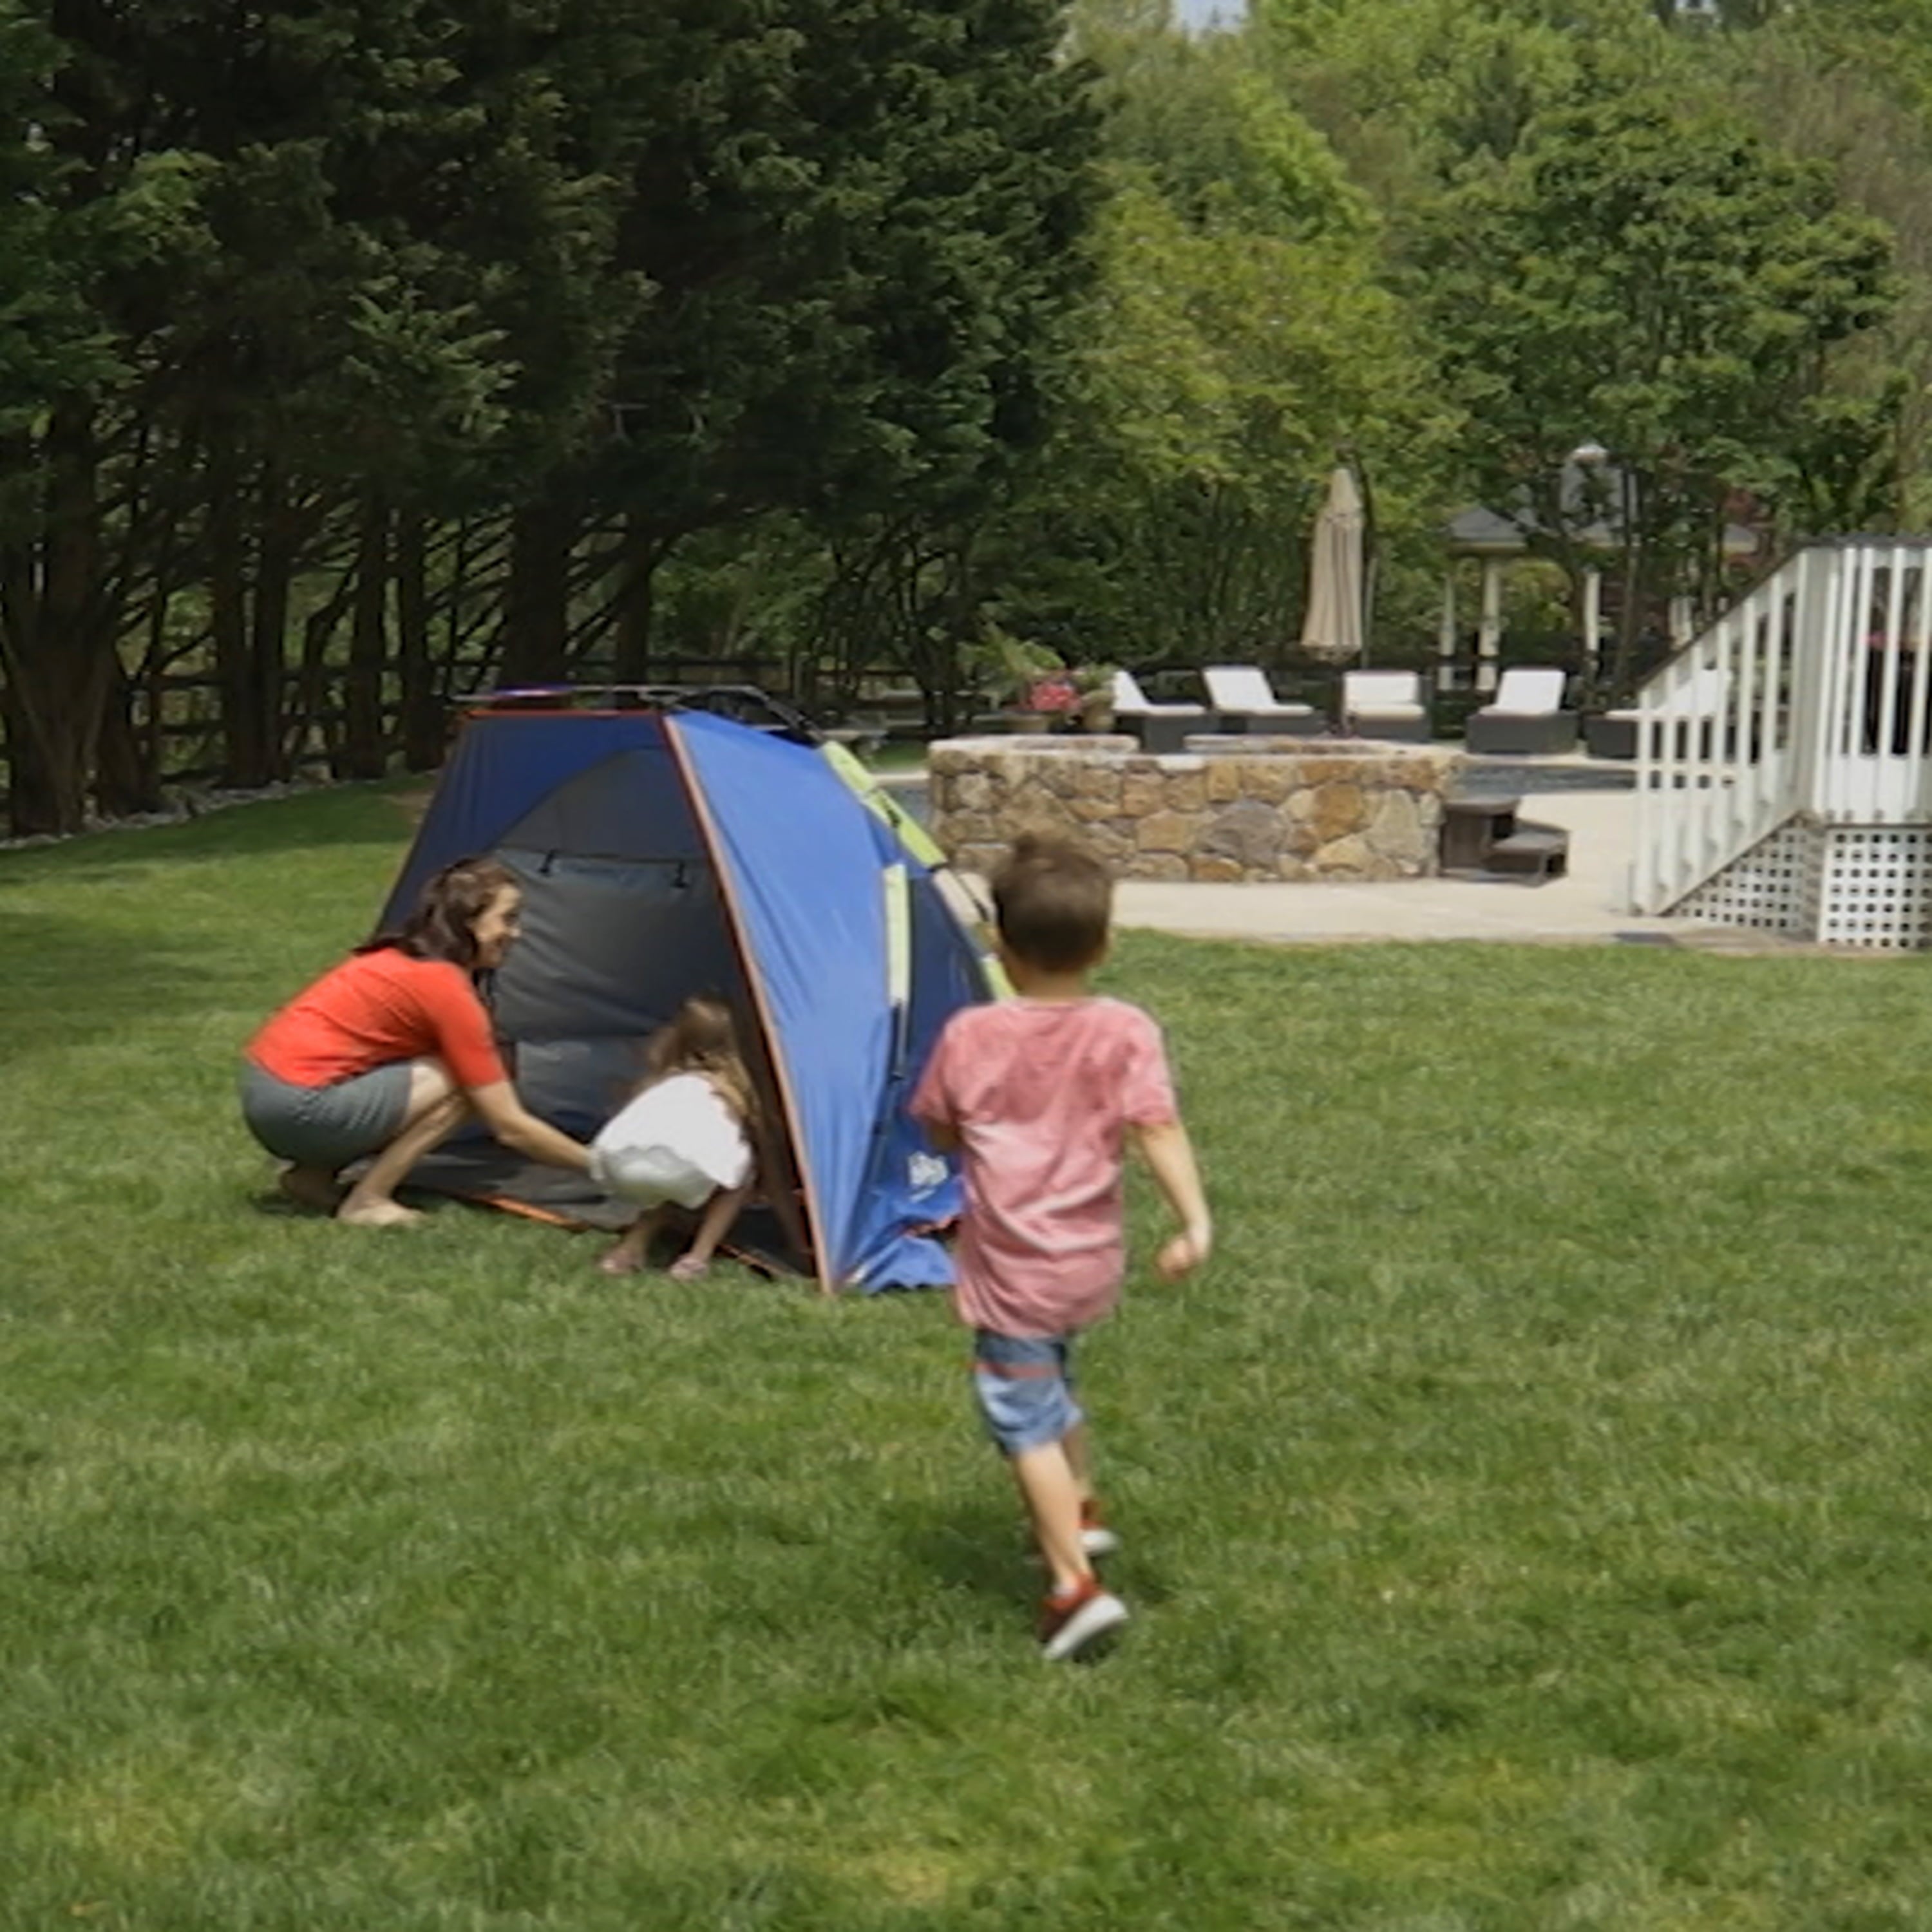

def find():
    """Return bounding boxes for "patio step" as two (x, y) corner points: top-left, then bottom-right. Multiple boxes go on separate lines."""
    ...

(1485, 827), (1569, 881)
(1440, 795), (1569, 883)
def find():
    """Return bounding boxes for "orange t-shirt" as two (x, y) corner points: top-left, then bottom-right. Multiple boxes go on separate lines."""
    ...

(246, 948), (507, 1092)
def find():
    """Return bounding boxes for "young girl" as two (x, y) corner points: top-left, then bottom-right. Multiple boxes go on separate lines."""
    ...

(590, 996), (757, 1280)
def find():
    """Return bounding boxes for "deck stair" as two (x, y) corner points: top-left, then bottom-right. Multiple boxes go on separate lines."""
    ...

(1631, 538), (1932, 949)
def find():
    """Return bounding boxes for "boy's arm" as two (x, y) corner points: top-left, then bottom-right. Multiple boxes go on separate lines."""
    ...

(1128, 1118), (1211, 1280)
(908, 1021), (961, 1152)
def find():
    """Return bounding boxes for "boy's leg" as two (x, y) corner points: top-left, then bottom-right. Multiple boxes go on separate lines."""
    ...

(1059, 1419), (1119, 1556)
(1010, 1439), (1090, 1596)
(1063, 1420), (1092, 1501)
(974, 1331), (1127, 1658)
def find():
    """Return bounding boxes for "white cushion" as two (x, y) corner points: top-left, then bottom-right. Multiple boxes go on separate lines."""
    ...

(1343, 671), (1423, 710)
(1204, 665), (1287, 712)
(1486, 667), (1567, 715)
(1112, 668), (1203, 717)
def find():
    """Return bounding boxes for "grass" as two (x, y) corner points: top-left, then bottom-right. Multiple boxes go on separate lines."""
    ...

(6, 786), (1932, 1927)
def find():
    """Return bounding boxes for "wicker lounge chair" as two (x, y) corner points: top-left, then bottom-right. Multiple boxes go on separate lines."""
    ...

(1202, 665), (1325, 737)
(1111, 670), (1209, 753)
(1464, 667), (1578, 755)
(1341, 669), (1430, 742)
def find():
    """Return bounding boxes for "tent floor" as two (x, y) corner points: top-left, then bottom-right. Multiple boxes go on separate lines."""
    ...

(366, 1139), (799, 1274)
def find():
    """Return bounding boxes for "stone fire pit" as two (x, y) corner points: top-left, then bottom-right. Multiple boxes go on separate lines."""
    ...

(927, 734), (1464, 882)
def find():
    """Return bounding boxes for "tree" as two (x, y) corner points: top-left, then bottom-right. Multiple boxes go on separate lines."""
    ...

(497, 0), (1104, 684)
(986, 10), (1452, 670)
(1416, 93), (1895, 696)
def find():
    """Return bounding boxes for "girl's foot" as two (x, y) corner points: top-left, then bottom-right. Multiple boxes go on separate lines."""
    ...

(278, 1165), (343, 1213)
(597, 1247), (645, 1277)
(667, 1253), (710, 1282)
(335, 1197), (424, 1228)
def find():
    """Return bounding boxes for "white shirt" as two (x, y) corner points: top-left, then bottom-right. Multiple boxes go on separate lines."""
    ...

(589, 1072), (753, 1209)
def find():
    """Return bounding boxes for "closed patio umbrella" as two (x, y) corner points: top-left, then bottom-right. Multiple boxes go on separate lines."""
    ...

(1298, 464), (1365, 665)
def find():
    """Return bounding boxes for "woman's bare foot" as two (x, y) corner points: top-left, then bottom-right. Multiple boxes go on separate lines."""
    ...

(278, 1165), (343, 1213)
(667, 1253), (710, 1282)
(597, 1246), (645, 1276)
(335, 1197), (424, 1228)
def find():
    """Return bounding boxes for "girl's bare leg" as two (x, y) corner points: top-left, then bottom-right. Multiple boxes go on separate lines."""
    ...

(668, 1184), (750, 1280)
(337, 1062), (467, 1227)
(600, 1208), (663, 1276)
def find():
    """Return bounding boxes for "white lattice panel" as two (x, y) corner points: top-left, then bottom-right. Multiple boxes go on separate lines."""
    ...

(1674, 822), (1820, 936)
(1816, 828), (1932, 950)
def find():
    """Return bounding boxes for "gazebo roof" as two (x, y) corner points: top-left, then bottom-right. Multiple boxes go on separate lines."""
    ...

(1446, 460), (1757, 558)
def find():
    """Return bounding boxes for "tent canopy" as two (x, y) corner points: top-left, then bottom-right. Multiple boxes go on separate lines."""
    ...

(379, 706), (990, 1291)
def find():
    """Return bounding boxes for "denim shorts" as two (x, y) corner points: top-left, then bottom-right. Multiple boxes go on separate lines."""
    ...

(972, 1329), (1083, 1456)
(239, 1060), (412, 1170)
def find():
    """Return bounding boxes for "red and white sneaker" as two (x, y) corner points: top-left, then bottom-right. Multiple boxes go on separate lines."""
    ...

(1079, 1499), (1120, 1560)
(1039, 1577), (1128, 1662)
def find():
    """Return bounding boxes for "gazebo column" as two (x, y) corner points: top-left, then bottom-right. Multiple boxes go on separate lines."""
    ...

(1437, 569), (1459, 694)
(1582, 567), (1604, 681)
(1476, 556), (1503, 696)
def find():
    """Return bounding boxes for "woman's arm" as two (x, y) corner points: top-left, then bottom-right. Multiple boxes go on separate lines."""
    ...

(467, 1080), (594, 1174)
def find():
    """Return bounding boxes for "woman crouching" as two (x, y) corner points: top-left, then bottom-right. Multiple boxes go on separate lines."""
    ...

(240, 856), (592, 1226)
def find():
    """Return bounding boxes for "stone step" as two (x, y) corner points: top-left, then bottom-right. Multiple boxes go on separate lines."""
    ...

(1485, 828), (1569, 880)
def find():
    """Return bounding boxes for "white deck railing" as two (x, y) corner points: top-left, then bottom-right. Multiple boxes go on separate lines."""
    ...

(1631, 539), (1932, 914)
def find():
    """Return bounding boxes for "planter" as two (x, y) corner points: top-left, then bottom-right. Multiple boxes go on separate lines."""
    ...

(1079, 699), (1117, 735)
(1006, 711), (1052, 734)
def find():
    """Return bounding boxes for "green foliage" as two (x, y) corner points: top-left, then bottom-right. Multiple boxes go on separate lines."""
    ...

(1414, 90), (1895, 685)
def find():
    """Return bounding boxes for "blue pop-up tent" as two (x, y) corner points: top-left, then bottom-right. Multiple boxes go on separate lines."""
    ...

(376, 703), (992, 1291)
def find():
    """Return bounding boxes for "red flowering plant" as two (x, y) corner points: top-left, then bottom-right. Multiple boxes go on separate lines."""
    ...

(1023, 673), (1081, 715)
(973, 624), (1070, 714)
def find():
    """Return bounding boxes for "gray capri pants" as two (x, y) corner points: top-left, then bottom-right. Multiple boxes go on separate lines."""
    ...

(240, 1060), (412, 1170)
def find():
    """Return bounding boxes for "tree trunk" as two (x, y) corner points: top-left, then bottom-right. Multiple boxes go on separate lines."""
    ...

(93, 654), (165, 816)
(338, 491), (392, 779)
(250, 459), (295, 784)
(208, 422), (274, 786)
(0, 672), (71, 835)
(395, 509), (442, 769)
(0, 402), (112, 835)
(500, 493), (576, 687)
(611, 514), (672, 684)
(288, 574), (354, 775)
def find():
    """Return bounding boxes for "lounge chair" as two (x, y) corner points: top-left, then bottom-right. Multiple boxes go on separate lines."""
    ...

(1341, 669), (1430, 742)
(1112, 670), (1209, 753)
(1584, 666), (1728, 761)
(1201, 665), (1325, 737)
(1464, 667), (1578, 755)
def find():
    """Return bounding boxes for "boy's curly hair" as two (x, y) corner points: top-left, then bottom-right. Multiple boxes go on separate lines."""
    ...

(990, 834), (1113, 973)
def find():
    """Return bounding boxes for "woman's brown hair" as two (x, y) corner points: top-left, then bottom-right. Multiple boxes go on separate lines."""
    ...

(359, 857), (518, 971)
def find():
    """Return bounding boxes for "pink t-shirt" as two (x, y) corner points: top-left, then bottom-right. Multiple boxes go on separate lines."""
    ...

(910, 996), (1178, 1338)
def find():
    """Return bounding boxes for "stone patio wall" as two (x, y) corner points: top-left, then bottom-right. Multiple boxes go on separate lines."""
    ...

(927, 734), (1464, 882)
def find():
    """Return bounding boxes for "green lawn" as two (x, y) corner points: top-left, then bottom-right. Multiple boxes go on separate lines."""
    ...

(5, 786), (1932, 1929)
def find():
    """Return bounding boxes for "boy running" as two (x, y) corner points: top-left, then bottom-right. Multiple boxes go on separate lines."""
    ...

(912, 834), (1211, 1660)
